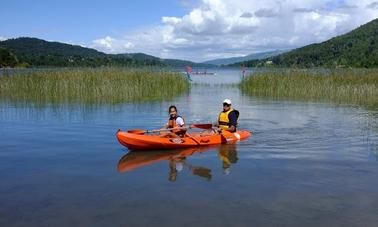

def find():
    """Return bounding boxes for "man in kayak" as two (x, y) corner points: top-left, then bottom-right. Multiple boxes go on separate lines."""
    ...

(161, 105), (186, 137)
(216, 99), (239, 133)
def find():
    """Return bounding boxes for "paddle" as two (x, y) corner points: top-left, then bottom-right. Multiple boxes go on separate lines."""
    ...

(185, 132), (201, 145)
(189, 123), (213, 129)
(127, 123), (213, 135)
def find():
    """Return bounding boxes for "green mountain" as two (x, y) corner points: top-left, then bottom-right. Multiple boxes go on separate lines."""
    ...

(0, 37), (209, 68)
(116, 53), (212, 67)
(0, 37), (109, 67)
(233, 18), (378, 68)
(202, 50), (286, 66)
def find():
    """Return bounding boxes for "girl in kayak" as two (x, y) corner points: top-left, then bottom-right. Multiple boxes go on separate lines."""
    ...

(161, 105), (186, 137)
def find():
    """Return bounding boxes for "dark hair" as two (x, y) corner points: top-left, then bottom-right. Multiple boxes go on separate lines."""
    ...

(168, 105), (177, 112)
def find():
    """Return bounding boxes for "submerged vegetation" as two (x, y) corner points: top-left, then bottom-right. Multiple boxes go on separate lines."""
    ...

(240, 69), (378, 107)
(0, 69), (190, 104)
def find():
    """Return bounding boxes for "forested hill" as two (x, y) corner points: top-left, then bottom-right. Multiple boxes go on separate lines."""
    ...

(203, 50), (286, 66)
(232, 18), (378, 68)
(0, 37), (209, 67)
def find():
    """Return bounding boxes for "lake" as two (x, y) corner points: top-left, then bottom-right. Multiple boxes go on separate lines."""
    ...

(1, 68), (377, 226)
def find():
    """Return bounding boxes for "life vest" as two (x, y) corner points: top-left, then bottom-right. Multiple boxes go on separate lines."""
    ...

(218, 109), (239, 130)
(168, 115), (185, 135)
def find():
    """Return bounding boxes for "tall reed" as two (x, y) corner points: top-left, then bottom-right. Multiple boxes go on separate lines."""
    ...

(240, 69), (378, 107)
(0, 68), (190, 104)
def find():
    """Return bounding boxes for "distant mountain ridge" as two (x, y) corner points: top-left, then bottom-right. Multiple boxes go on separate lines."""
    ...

(0, 37), (211, 68)
(4, 16), (378, 69)
(202, 50), (287, 66)
(233, 17), (378, 67)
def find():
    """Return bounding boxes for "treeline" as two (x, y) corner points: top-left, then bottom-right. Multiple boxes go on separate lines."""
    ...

(0, 38), (165, 67)
(10, 52), (164, 67)
(0, 48), (19, 67)
(232, 18), (378, 68)
(0, 37), (209, 68)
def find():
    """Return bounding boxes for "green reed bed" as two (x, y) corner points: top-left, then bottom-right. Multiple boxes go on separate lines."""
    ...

(0, 69), (190, 104)
(240, 69), (378, 107)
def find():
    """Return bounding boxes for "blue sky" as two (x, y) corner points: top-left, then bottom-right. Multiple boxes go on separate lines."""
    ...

(0, 0), (189, 43)
(1, 0), (378, 61)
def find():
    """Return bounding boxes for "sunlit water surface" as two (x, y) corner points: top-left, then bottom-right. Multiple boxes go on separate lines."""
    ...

(1, 69), (378, 227)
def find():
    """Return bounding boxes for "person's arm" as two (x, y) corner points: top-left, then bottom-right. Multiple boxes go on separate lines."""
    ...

(214, 113), (220, 127)
(226, 112), (237, 132)
(161, 121), (169, 131)
(174, 117), (186, 135)
(176, 117), (185, 127)
(227, 125), (236, 132)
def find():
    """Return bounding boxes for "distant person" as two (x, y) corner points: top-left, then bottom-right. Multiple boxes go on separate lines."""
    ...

(241, 66), (247, 79)
(161, 105), (186, 137)
(216, 99), (239, 133)
(185, 66), (193, 81)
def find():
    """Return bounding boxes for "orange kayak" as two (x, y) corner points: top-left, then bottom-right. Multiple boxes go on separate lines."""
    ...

(116, 130), (251, 150)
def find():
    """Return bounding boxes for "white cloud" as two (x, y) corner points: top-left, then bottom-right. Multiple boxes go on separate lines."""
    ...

(255, 8), (279, 17)
(162, 17), (182, 25)
(91, 0), (378, 62)
(240, 12), (254, 18)
(0, 36), (7, 41)
(92, 36), (135, 53)
(367, 1), (378, 9)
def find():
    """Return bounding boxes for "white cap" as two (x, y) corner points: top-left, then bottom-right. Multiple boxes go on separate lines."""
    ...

(223, 99), (232, 105)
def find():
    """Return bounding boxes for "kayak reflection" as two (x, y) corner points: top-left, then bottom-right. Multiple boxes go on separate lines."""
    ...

(117, 144), (239, 181)
(118, 147), (213, 181)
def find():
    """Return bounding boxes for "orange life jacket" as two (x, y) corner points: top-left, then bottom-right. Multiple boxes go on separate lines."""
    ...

(168, 116), (186, 135)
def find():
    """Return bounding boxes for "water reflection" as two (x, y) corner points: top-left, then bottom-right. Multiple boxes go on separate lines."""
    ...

(117, 144), (240, 181)
(118, 147), (204, 173)
(168, 155), (212, 182)
(218, 144), (238, 175)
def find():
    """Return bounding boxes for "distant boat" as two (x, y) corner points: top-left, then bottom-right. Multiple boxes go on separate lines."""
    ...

(181, 72), (216, 75)
(182, 66), (216, 76)
(186, 71), (216, 75)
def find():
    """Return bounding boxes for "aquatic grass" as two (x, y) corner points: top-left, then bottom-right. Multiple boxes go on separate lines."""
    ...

(240, 69), (378, 107)
(0, 68), (190, 104)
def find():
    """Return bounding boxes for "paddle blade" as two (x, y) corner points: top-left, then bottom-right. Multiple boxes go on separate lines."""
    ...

(127, 129), (145, 135)
(190, 123), (213, 129)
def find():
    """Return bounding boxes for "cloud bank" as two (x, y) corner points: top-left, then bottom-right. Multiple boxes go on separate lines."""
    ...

(91, 0), (378, 62)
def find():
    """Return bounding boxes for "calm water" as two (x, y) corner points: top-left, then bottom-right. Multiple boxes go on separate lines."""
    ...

(1, 69), (378, 227)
